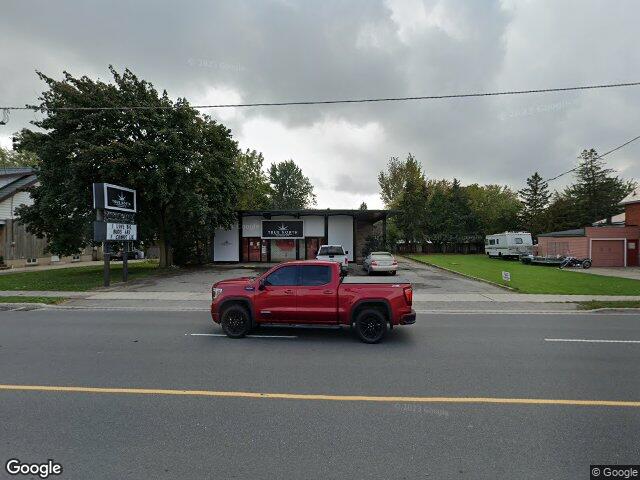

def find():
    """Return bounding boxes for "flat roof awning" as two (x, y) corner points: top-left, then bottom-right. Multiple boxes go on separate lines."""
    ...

(239, 209), (395, 223)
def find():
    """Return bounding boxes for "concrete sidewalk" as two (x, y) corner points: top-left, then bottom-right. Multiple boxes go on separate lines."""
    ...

(2, 290), (640, 303)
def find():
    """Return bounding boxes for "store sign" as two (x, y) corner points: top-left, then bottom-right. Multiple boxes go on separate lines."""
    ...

(93, 183), (137, 213)
(103, 210), (135, 224)
(261, 220), (304, 239)
(93, 221), (138, 241)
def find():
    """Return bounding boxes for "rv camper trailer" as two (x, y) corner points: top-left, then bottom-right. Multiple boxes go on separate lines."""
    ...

(485, 232), (533, 259)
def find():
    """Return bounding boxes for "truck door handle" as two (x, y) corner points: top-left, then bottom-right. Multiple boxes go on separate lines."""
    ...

(323, 290), (333, 295)
(284, 289), (294, 294)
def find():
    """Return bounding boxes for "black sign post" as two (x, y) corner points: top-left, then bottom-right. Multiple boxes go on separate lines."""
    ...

(93, 183), (137, 286)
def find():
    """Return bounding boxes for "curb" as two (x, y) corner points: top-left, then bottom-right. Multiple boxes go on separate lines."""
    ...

(400, 255), (516, 291)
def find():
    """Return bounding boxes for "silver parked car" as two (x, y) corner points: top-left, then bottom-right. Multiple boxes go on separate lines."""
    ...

(363, 251), (398, 275)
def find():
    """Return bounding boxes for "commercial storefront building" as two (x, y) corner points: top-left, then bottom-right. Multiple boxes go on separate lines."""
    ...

(212, 209), (391, 264)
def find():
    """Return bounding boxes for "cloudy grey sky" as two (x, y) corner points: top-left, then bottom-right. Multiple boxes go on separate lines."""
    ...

(1, 0), (639, 208)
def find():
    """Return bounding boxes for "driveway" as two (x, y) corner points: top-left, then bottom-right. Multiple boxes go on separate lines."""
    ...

(570, 266), (640, 281)
(103, 257), (503, 296)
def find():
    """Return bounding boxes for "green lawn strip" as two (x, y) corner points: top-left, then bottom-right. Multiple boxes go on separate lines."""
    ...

(406, 254), (640, 295)
(0, 260), (160, 292)
(0, 296), (67, 304)
(578, 301), (640, 310)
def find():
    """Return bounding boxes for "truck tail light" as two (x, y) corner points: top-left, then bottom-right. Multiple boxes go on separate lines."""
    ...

(371, 261), (378, 266)
(392, 260), (398, 265)
(403, 286), (413, 305)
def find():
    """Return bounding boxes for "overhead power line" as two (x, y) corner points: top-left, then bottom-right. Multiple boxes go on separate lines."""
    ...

(2, 81), (640, 112)
(544, 133), (640, 183)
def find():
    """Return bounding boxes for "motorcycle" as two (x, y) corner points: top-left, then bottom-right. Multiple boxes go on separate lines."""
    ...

(559, 256), (592, 269)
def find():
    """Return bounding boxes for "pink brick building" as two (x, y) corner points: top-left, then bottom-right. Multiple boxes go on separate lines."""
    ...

(537, 190), (640, 267)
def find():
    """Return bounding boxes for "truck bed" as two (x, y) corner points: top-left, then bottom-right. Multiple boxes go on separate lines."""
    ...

(342, 276), (409, 284)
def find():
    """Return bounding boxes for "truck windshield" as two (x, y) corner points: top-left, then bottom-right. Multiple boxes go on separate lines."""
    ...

(318, 246), (344, 255)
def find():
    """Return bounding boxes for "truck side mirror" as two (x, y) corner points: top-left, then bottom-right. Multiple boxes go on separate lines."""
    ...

(258, 280), (266, 291)
(345, 250), (349, 254)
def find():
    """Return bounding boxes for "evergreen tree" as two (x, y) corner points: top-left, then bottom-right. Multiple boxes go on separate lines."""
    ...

(518, 172), (551, 237)
(566, 149), (635, 225)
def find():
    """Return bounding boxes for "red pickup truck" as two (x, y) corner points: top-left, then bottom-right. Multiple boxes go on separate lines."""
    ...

(211, 260), (415, 343)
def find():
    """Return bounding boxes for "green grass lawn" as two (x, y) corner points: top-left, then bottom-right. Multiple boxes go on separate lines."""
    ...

(0, 296), (67, 304)
(0, 260), (160, 292)
(406, 254), (640, 295)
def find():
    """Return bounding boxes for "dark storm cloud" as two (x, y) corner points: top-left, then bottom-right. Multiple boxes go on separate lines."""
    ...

(1, 0), (638, 207)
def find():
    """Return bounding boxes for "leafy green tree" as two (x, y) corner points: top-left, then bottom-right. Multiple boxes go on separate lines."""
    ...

(268, 159), (316, 209)
(14, 67), (239, 267)
(518, 172), (550, 237)
(235, 149), (272, 210)
(0, 146), (39, 168)
(394, 171), (429, 248)
(377, 153), (424, 208)
(359, 202), (368, 210)
(566, 149), (635, 225)
(544, 192), (578, 232)
(466, 183), (521, 236)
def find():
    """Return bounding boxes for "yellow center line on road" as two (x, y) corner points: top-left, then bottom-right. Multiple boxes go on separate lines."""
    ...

(0, 384), (639, 408)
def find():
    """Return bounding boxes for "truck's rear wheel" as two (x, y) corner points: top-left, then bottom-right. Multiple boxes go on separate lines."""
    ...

(354, 309), (387, 344)
(221, 304), (251, 338)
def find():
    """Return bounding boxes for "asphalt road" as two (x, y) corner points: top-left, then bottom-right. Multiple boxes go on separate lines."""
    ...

(1, 309), (639, 479)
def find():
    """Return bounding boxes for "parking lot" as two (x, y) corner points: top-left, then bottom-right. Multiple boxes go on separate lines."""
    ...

(103, 256), (504, 295)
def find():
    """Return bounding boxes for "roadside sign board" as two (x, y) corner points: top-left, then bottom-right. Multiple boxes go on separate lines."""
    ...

(93, 222), (137, 241)
(93, 183), (137, 213)
(502, 271), (511, 282)
(92, 182), (138, 287)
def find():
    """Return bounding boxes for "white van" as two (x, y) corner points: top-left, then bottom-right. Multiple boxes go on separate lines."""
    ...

(485, 232), (533, 259)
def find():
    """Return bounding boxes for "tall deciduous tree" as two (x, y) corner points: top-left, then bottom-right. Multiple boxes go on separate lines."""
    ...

(0, 146), (39, 168)
(268, 159), (316, 209)
(235, 149), (271, 210)
(377, 153), (424, 208)
(518, 172), (551, 237)
(14, 67), (240, 267)
(566, 149), (635, 226)
(394, 171), (429, 247)
(466, 183), (521, 236)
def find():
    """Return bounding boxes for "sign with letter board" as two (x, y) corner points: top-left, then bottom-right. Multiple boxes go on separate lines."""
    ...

(93, 183), (137, 213)
(261, 220), (304, 239)
(501, 271), (511, 281)
(94, 221), (137, 241)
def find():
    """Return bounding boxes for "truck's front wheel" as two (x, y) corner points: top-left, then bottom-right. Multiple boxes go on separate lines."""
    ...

(221, 304), (251, 338)
(354, 309), (388, 344)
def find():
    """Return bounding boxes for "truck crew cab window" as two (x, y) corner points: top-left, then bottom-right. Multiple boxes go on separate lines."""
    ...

(300, 265), (331, 286)
(514, 238), (523, 244)
(264, 266), (298, 286)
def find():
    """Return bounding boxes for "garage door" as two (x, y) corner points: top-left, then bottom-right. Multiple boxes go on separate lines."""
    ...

(591, 240), (625, 267)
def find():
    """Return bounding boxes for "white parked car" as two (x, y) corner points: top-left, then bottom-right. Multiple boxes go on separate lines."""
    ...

(363, 251), (398, 275)
(316, 245), (349, 271)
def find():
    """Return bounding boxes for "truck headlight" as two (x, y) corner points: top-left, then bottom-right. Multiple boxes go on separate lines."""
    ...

(212, 287), (223, 300)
